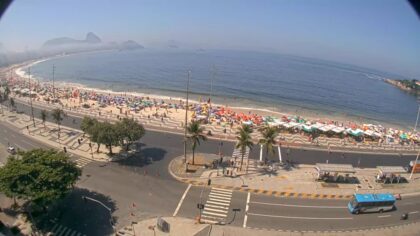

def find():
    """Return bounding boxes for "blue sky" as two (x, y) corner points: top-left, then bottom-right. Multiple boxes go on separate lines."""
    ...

(0, 0), (419, 78)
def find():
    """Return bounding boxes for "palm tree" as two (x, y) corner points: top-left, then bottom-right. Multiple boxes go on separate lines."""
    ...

(52, 108), (64, 141)
(235, 124), (253, 171)
(258, 126), (279, 164)
(187, 121), (207, 165)
(40, 110), (48, 129)
(236, 123), (253, 135)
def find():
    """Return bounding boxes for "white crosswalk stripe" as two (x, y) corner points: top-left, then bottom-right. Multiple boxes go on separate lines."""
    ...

(232, 147), (250, 159)
(49, 224), (86, 236)
(74, 157), (92, 168)
(201, 188), (233, 224)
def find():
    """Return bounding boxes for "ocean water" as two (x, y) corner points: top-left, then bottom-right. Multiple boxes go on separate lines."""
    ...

(29, 49), (417, 129)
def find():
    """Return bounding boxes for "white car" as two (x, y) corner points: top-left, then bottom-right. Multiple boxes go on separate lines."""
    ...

(7, 146), (16, 154)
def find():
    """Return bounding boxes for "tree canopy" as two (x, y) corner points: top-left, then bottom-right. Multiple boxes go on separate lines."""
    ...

(236, 124), (253, 170)
(115, 118), (146, 151)
(259, 126), (279, 163)
(97, 122), (119, 155)
(187, 121), (207, 165)
(0, 149), (81, 207)
(80, 116), (146, 154)
(51, 108), (64, 126)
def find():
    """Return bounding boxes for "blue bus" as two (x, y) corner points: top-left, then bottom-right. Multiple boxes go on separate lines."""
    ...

(348, 193), (396, 214)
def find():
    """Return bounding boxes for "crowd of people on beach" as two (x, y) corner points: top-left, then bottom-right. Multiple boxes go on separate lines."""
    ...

(2, 71), (419, 147)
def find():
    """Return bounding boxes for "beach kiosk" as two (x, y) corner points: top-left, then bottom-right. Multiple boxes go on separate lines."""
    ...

(315, 163), (356, 183)
(376, 166), (408, 184)
(408, 161), (420, 173)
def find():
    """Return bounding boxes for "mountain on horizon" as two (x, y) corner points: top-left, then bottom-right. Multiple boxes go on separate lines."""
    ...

(119, 40), (144, 50)
(42, 32), (102, 48)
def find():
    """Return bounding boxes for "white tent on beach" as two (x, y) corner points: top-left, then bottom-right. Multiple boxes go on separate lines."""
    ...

(319, 124), (336, 133)
(311, 123), (325, 131)
(332, 126), (345, 134)
(282, 121), (299, 129)
(364, 130), (383, 138)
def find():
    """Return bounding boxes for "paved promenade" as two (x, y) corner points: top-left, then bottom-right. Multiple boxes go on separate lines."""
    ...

(169, 155), (420, 200)
(0, 106), (113, 164)
(117, 216), (420, 236)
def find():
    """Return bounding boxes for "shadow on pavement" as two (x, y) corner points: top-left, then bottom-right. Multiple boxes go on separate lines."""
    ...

(116, 146), (167, 167)
(34, 188), (117, 236)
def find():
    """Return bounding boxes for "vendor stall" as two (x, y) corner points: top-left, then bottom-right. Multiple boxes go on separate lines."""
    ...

(376, 166), (408, 184)
(315, 163), (357, 183)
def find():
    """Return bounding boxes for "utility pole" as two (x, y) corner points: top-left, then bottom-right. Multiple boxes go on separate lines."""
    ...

(414, 104), (420, 132)
(184, 71), (191, 171)
(210, 65), (215, 106)
(52, 64), (56, 103)
(207, 65), (216, 123)
(28, 67), (35, 127)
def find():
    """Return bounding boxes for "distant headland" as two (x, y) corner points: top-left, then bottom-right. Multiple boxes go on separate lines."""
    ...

(385, 79), (420, 96)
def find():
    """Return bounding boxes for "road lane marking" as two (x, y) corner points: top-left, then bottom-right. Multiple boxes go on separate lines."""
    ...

(208, 194), (232, 201)
(409, 211), (419, 214)
(249, 201), (347, 209)
(173, 184), (192, 217)
(247, 212), (353, 220)
(208, 198), (231, 204)
(378, 215), (391, 218)
(243, 192), (250, 228)
(203, 207), (228, 214)
(206, 200), (230, 206)
(210, 190), (232, 195)
(212, 187), (233, 193)
(204, 204), (228, 210)
(210, 192), (232, 197)
(202, 210), (227, 217)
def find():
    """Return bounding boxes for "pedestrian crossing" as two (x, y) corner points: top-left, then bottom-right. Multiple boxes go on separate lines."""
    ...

(73, 157), (92, 168)
(232, 147), (250, 160)
(201, 187), (233, 224)
(48, 224), (86, 236)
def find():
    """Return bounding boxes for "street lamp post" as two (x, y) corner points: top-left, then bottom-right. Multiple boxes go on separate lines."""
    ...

(207, 65), (216, 123)
(28, 67), (35, 127)
(82, 196), (115, 232)
(52, 64), (56, 103)
(184, 71), (191, 171)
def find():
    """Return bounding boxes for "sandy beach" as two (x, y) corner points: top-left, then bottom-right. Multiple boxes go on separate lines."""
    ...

(1, 55), (418, 149)
(7, 56), (402, 130)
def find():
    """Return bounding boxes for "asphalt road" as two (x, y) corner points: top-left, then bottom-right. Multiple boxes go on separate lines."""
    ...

(0, 100), (419, 235)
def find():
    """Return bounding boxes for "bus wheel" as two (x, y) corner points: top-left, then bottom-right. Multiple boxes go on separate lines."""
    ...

(379, 209), (384, 213)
